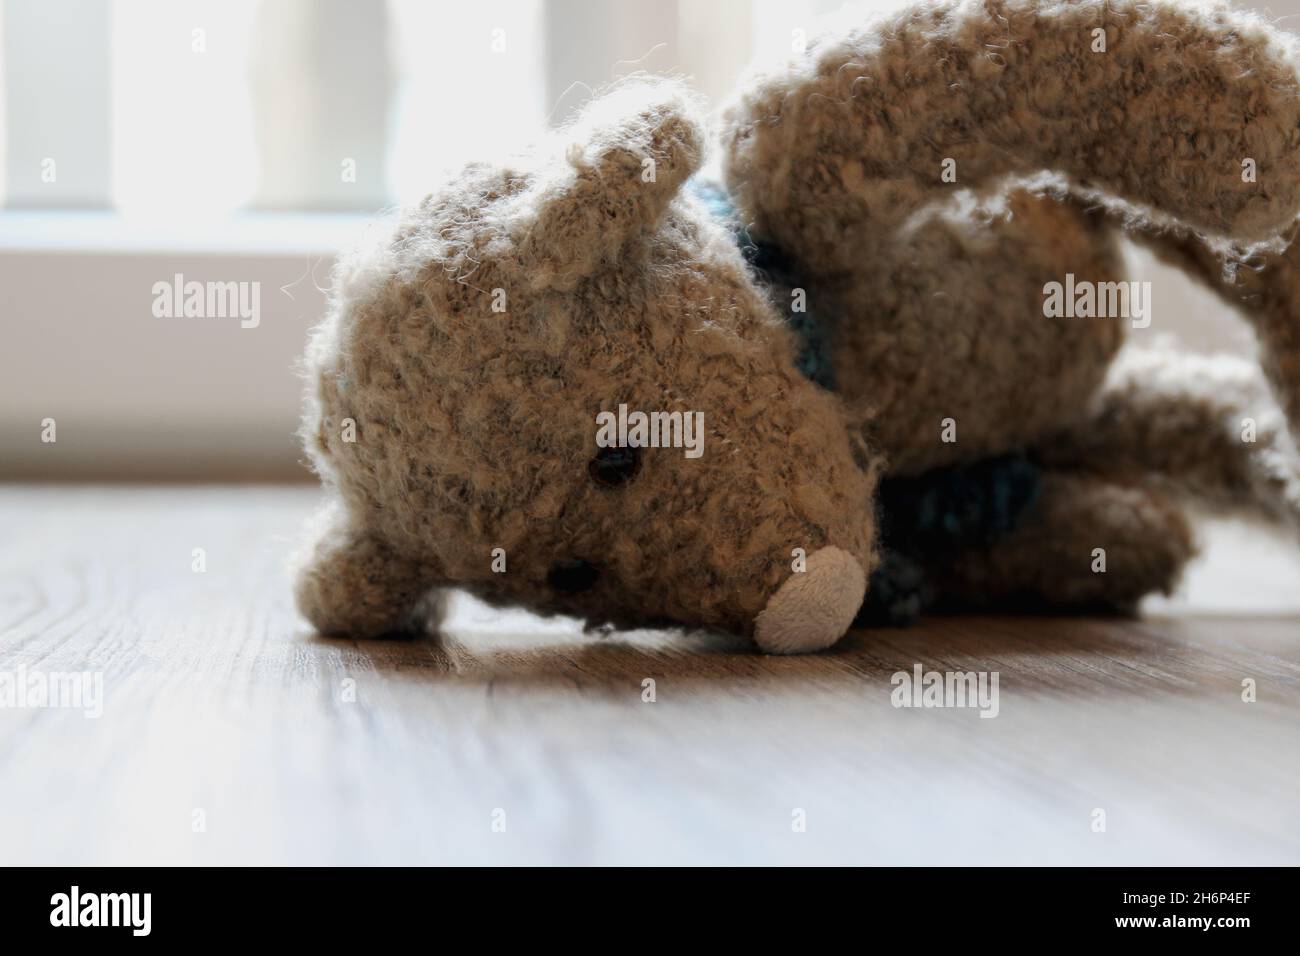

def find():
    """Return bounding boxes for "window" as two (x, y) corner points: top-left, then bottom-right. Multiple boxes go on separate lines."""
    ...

(1, 0), (856, 223)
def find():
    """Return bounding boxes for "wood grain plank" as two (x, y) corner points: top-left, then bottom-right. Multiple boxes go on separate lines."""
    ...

(0, 484), (1296, 864)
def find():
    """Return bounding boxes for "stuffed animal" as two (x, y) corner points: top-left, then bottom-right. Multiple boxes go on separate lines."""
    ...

(295, 0), (1300, 654)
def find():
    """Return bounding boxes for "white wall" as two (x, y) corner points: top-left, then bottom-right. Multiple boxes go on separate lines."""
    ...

(0, 221), (340, 479)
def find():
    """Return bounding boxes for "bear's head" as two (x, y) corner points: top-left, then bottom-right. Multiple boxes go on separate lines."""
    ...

(300, 79), (878, 653)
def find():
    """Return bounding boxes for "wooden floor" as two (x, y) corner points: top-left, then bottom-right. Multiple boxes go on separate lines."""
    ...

(1, 484), (1297, 865)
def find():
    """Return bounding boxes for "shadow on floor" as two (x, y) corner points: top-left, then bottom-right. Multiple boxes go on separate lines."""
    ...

(304, 611), (1300, 700)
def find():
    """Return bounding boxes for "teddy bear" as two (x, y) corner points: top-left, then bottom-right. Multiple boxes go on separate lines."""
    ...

(295, 0), (1300, 654)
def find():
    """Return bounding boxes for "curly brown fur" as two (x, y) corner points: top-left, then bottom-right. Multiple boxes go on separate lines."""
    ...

(296, 79), (878, 651)
(295, 501), (449, 637)
(824, 189), (1126, 473)
(721, 0), (1300, 475)
(721, 0), (1300, 275)
(1136, 223), (1300, 448)
(1035, 348), (1300, 530)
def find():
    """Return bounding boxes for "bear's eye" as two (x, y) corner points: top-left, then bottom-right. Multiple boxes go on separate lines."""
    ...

(547, 559), (600, 593)
(588, 446), (641, 487)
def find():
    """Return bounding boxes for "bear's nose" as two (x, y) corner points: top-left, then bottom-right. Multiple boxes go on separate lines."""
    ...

(753, 547), (866, 654)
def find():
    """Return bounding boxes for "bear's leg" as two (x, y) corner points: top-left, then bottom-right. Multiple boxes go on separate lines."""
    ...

(825, 190), (1126, 474)
(293, 504), (446, 639)
(1134, 225), (1300, 450)
(1035, 347), (1300, 531)
(930, 471), (1195, 613)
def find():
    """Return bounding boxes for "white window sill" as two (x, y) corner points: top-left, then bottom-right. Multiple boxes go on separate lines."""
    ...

(0, 210), (381, 256)
(1, 210), (365, 479)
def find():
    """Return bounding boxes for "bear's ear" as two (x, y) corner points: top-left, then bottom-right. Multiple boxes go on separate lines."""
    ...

(514, 76), (704, 290)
